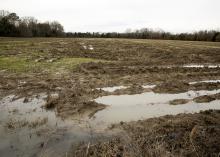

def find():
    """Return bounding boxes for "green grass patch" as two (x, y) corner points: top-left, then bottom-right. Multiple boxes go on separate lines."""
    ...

(0, 57), (30, 72)
(0, 56), (102, 73)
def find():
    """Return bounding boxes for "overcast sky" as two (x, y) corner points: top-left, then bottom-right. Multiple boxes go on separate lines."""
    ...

(1, 0), (220, 33)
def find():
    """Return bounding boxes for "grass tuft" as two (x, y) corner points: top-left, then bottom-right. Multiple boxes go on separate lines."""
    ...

(0, 56), (103, 73)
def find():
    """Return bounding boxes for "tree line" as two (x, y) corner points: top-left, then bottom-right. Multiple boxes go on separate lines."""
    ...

(0, 10), (64, 37)
(1, 10), (220, 41)
(66, 29), (220, 42)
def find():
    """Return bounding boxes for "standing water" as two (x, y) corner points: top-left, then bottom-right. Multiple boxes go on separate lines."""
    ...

(0, 94), (113, 157)
(0, 88), (220, 156)
(91, 89), (220, 127)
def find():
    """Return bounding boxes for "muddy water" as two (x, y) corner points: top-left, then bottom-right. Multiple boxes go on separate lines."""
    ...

(92, 89), (220, 126)
(141, 84), (156, 89)
(189, 80), (220, 84)
(1, 89), (220, 156)
(96, 84), (155, 92)
(0, 94), (113, 157)
(182, 64), (220, 68)
(96, 86), (128, 92)
(148, 64), (220, 69)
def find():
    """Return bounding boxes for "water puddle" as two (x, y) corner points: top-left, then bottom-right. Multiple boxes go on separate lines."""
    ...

(81, 44), (94, 50)
(147, 65), (220, 69)
(96, 84), (156, 92)
(183, 65), (205, 68)
(83, 45), (87, 49)
(91, 89), (220, 126)
(142, 84), (156, 89)
(96, 86), (128, 92)
(88, 45), (94, 50)
(1, 87), (220, 156)
(182, 64), (220, 68)
(189, 80), (220, 84)
(0, 94), (112, 157)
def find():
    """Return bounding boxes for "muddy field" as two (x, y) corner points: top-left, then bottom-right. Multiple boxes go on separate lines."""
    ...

(0, 37), (220, 157)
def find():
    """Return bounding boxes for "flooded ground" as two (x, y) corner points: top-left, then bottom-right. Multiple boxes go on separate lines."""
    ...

(0, 94), (114, 157)
(96, 86), (128, 92)
(189, 79), (220, 84)
(92, 89), (220, 126)
(182, 64), (220, 68)
(96, 84), (155, 92)
(1, 87), (219, 156)
(1, 38), (220, 156)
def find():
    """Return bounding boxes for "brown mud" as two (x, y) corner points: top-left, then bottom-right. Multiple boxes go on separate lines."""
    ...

(1, 38), (220, 156)
(75, 110), (220, 157)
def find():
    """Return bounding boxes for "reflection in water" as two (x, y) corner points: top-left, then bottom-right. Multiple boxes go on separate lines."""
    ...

(0, 89), (220, 156)
(92, 90), (220, 126)
(0, 94), (112, 157)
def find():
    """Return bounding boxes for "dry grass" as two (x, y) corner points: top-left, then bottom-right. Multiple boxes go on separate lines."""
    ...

(74, 110), (220, 157)
(6, 117), (48, 129)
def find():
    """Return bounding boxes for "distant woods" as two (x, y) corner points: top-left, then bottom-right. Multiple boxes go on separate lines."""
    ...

(0, 10), (64, 37)
(66, 30), (220, 42)
(0, 10), (220, 42)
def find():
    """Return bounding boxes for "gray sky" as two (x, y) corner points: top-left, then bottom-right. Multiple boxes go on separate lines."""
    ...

(1, 0), (220, 33)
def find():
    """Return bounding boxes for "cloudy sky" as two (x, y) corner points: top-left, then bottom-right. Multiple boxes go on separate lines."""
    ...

(1, 0), (220, 33)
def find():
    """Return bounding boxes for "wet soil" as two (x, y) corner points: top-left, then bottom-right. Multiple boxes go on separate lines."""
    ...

(193, 93), (220, 103)
(75, 110), (220, 157)
(0, 94), (117, 157)
(1, 38), (220, 156)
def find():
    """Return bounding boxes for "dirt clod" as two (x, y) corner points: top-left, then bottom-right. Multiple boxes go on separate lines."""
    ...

(193, 95), (215, 103)
(169, 99), (190, 105)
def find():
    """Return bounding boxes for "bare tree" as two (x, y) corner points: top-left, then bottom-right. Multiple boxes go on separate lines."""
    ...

(0, 10), (10, 19)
